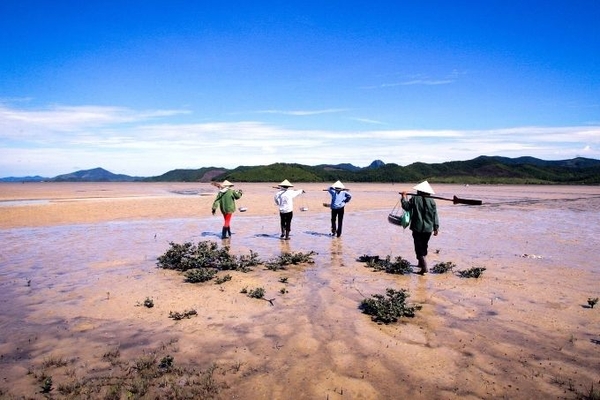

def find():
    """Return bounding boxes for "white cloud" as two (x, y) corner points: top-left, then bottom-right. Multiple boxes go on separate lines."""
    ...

(1, 104), (599, 176)
(350, 118), (386, 125)
(253, 108), (348, 116)
(0, 105), (190, 137)
(362, 72), (458, 89)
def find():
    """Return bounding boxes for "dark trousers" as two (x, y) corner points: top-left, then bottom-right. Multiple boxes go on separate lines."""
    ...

(279, 211), (293, 232)
(331, 207), (345, 236)
(412, 231), (433, 258)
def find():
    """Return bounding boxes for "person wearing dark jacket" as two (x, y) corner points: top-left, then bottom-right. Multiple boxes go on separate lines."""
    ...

(401, 181), (439, 275)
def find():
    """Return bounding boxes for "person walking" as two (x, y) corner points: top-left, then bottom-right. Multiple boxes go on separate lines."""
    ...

(274, 179), (304, 240)
(211, 180), (243, 239)
(326, 180), (352, 237)
(401, 181), (439, 275)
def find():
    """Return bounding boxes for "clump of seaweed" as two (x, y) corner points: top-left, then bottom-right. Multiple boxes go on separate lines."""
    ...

(214, 274), (232, 285)
(41, 356), (68, 369)
(242, 287), (275, 305)
(265, 251), (316, 270)
(21, 340), (234, 399)
(158, 355), (174, 370)
(431, 261), (456, 274)
(236, 250), (261, 272)
(588, 297), (599, 309)
(157, 240), (260, 273)
(362, 255), (413, 275)
(184, 268), (217, 283)
(40, 376), (53, 394)
(246, 287), (265, 299)
(169, 309), (198, 320)
(359, 288), (422, 324)
(143, 297), (154, 308)
(456, 267), (486, 278)
(357, 254), (380, 263)
(156, 241), (201, 271)
(102, 347), (121, 365)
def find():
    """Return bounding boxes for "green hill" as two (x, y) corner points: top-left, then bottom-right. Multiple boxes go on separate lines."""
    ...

(144, 167), (227, 182)
(206, 156), (600, 184)
(41, 156), (597, 184)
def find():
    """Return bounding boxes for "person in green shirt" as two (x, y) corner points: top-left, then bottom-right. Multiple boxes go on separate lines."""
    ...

(211, 180), (243, 239)
(401, 181), (440, 275)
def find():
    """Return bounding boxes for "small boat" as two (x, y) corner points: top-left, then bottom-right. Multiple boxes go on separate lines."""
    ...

(238, 207), (248, 212)
(300, 206), (309, 211)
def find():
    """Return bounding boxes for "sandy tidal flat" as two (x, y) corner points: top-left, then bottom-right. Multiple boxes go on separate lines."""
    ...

(0, 182), (599, 399)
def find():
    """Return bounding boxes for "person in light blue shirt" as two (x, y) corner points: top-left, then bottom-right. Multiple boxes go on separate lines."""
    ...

(326, 180), (352, 237)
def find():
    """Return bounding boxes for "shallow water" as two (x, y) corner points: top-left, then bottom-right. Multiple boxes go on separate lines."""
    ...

(0, 183), (599, 399)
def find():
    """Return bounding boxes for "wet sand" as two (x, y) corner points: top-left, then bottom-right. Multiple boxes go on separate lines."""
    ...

(1, 182), (599, 399)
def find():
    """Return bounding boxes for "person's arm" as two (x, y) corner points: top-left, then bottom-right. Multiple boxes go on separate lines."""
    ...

(401, 191), (410, 210)
(344, 192), (352, 203)
(212, 194), (221, 215)
(274, 191), (283, 206)
(433, 201), (440, 235)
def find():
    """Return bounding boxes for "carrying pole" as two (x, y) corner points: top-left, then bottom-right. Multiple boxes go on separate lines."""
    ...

(404, 193), (483, 206)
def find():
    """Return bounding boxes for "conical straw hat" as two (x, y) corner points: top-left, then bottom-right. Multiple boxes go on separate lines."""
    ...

(413, 180), (435, 194)
(221, 180), (234, 187)
(278, 179), (294, 187)
(331, 180), (345, 189)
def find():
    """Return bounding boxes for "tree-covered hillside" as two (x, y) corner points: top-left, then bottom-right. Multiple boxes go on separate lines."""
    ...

(210, 156), (600, 184)
(8, 156), (599, 183)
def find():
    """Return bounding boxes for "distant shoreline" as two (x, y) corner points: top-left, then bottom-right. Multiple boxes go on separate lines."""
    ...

(3, 155), (600, 184)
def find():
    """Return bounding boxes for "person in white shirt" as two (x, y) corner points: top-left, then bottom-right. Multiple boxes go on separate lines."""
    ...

(274, 179), (305, 240)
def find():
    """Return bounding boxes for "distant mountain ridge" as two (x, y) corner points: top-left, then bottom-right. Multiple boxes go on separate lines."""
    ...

(2, 156), (600, 184)
(52, 167), (141, 182)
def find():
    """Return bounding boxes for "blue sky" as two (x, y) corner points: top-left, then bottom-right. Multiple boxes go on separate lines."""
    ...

(1, 1), (599, 177)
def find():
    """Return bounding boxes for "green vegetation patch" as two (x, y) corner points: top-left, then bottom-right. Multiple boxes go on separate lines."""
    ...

(431, 261), (456, 274)
(24, 341), (235, 399)
(359, 288), (422, 324)
(358, 254), (413, 275)
(157, 241), (262, 285)
(456, 267), (486, 278)
(265, 251), (316, 270)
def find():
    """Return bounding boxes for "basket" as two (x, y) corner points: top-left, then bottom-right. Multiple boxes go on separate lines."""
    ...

(387, 214), (403, 226)
(388, 197), (411, 229)
(388, 212), (410, 229)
